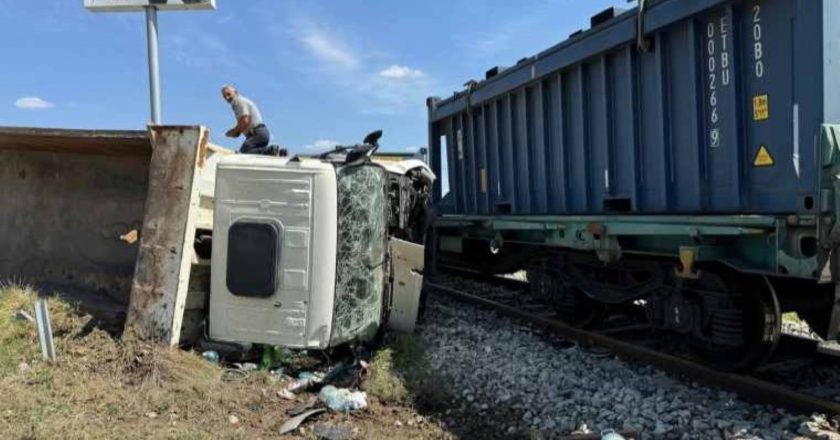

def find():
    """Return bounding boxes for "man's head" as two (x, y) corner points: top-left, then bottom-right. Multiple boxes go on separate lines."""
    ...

(221, 85), (237, 103)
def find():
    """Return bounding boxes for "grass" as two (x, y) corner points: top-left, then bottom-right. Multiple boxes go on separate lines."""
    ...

(782, 312), (803, 324)
(0, 285), (453, 439)
(0, 284), (39, 374)
(364, 333), (448, 409)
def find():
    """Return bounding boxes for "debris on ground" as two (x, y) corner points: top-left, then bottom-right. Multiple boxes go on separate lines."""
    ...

(0, 285), (454, 439)
(279, 408), (327, 435)
(201, 350), (219, 363)
(319, 385), (368, 412)
(287, 397), (319, 417)
(232, 362), (258, 371)
(288, 370), (326, 393)
(599, 429), (629, 440)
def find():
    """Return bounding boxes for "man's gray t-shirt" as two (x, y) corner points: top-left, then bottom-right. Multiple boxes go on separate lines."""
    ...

(230, 95), (264, 134)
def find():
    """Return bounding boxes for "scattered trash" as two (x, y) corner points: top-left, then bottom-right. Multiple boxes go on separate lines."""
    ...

(299, 371), (322, 381)
(313, 423), (353, 440)
(232, 362), (259, 372)
(228, 414), (239, 425)
(318, 385), (368, 412)
(279, 408), (326, 435)
(287, 371), (325, 393)
(146, 412), (158, 419)
(201, 351), (220, 363)
(14, 309), (34, 322)
(277, 389), (296, 400)
(17, 362), (30, 373)
(600, 429), (627, 440)
(395, 420), (403, 427)
(287, 397), (318, 417)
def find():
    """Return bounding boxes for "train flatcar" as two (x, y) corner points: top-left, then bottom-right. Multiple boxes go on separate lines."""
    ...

(427, 0), (840, 369)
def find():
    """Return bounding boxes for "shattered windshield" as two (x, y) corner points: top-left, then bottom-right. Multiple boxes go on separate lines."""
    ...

(331, 163), (389, 345)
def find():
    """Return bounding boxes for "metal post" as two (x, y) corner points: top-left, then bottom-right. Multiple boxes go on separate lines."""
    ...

(35, 298), (55, 362)
(145, 6), (161, 124)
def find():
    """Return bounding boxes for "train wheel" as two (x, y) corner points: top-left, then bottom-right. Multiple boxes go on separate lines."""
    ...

(689, 273), (781, 371)
(528, 267), (604, 328)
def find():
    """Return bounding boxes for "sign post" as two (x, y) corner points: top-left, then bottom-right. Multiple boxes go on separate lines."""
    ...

(145, 6), (161, 124)
(85, 0), (216, 124)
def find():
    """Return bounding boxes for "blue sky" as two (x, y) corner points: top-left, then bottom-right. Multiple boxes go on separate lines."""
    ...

(0, 0), (627, 153)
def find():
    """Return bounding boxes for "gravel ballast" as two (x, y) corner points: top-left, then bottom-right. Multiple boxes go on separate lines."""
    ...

(418, 284), (839, 439)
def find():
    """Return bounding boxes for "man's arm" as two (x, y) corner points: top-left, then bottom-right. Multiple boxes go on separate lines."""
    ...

(226, 115), (252, 138)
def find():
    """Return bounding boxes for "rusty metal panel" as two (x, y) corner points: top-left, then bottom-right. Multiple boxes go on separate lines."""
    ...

(124, 126), (209, 345)
(0, 127), (151, 304)
(0, 127), (151, 156)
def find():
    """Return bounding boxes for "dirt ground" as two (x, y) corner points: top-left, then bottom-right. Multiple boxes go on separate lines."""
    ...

(0, 285), (457, 440)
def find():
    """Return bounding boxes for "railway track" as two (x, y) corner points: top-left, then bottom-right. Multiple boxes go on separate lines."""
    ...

(427, 266), (840, 417)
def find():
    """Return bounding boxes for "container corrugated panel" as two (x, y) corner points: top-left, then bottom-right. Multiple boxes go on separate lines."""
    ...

(428, 0), (840, 216)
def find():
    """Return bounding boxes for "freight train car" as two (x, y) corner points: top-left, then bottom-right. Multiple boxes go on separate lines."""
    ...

(427, 0), (840, 369)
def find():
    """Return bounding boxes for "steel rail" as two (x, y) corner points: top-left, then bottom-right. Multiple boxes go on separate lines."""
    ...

(426, 278), (840, 416)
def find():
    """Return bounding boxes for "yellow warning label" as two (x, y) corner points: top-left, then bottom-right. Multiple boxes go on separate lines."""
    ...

(753, 94), (770, 121)
(754, 145), (775, 167)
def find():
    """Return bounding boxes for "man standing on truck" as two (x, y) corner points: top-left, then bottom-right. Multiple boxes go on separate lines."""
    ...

(221, 85), (271, 154)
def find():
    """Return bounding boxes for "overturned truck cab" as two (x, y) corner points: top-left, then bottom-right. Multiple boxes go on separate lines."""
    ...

(209, 136), (434, 349)
(0, 126), (433, 350)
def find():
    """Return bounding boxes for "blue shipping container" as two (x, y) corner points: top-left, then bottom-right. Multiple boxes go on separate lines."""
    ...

(428, 0), (840, 216)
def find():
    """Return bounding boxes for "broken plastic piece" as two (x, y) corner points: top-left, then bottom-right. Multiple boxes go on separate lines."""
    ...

(287, 397), (318, 417)
(232, 362), (259, 371)
(600, 430), (627, 440)
(277, 389), (296, 400)
(279, 408), (326, 435)
(287, 371), (325, 394)
(201, 351), (220, 363)
(120, 229), (139, 245)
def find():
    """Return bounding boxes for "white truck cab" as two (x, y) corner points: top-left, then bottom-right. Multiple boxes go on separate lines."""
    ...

(208, 145), (433, 349)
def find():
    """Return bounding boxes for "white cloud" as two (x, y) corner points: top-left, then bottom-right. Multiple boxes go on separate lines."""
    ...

(304, 139), (341, 151)
(297, 26), (359, 70)
(15, 97), (54, 110)
(167, 29), (235, 69)
(286, 19), (435, 114)
(379, 65), (426, 79)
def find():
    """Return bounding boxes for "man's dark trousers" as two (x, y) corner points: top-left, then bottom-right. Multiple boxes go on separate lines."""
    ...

(240, 125), (270, 154)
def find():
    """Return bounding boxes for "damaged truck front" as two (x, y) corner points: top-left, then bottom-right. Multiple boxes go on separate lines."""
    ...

(207, 134), (435, 349)
(0, 126), (434, 350)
